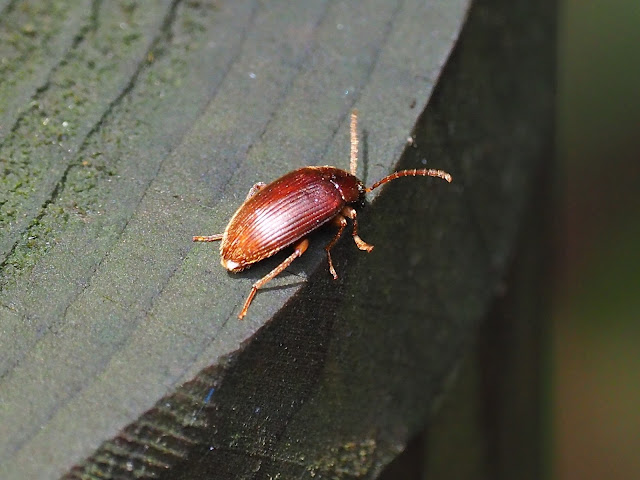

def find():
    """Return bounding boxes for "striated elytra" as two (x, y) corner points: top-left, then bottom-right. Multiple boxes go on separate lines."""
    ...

(193, 110), (452, 319)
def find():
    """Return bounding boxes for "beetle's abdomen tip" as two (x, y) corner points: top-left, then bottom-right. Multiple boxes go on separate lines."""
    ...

(221, 258), (244, 272)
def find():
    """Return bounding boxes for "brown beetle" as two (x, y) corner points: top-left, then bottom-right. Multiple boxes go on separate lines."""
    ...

(193, 110), (452, 319)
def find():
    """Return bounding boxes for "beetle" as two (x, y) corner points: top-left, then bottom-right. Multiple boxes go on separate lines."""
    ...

(193, 110), (452, 319)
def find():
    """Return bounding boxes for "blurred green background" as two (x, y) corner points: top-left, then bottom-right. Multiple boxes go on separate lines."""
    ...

(556, 0), (640, 478)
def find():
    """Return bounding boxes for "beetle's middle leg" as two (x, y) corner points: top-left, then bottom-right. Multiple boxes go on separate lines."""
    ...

(324, 215), (348, 279)
(245, 182), (267, 201)
(341, 206), (374, 252)
(238, 238), (310, 319)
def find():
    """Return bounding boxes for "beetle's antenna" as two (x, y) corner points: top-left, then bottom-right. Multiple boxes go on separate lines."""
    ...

(350, 109), (358, 176)
(365, 168), (452, 193)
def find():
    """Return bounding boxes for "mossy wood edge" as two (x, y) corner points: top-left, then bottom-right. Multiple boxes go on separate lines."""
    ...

(0, 0), (554, 478)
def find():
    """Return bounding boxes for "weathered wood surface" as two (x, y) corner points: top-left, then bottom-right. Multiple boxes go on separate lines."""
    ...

(0, 0), (554, 478)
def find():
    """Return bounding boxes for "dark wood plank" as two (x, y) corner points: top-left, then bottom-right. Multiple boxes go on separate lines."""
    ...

(0, 0), (554, 477)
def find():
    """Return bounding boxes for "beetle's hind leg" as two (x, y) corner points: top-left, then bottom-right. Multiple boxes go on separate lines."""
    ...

(342, 206), (374, 252)
(239, 238), (310, 319)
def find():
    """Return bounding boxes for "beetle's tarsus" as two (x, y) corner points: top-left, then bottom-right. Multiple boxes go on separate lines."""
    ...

(328, 258), (339, 280)
(238, 288), (257, 319)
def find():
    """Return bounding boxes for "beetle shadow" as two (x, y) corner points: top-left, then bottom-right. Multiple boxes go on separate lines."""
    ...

(227, 226), (336, 294)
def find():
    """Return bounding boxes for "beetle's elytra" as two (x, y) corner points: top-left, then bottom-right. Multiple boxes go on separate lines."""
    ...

(193, 110), (452, 319)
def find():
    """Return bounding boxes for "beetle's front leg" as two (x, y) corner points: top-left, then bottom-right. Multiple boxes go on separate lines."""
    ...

(238, 238), (310, 319)
(341, 206), (374, 252)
